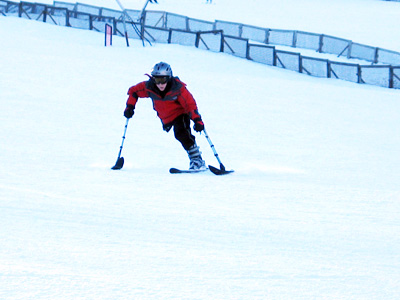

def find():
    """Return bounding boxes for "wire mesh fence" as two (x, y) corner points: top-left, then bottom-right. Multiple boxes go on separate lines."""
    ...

(1, 0), (399, 89)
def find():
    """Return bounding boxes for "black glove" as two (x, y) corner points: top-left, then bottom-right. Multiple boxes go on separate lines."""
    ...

(124, 105), (135, 119)
(193, 119), (204, 132)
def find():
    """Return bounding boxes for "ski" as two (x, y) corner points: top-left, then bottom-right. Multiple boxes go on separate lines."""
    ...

(169, 167), (208, 174)
(169, 166), (234, 175)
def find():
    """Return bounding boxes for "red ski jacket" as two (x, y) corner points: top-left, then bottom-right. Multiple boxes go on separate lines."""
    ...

(126, 77), (201, 125)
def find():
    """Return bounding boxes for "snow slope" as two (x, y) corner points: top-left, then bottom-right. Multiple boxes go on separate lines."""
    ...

(1, 1), (400, 299)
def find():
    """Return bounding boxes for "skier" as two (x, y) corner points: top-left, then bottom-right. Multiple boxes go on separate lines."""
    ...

(123, 62), (206, 170)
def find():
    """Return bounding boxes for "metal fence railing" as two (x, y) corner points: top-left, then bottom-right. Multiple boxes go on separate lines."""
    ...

(1, 0), (399, 89)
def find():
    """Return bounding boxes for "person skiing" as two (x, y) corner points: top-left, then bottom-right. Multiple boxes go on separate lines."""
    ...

(123, 62), (206, 170)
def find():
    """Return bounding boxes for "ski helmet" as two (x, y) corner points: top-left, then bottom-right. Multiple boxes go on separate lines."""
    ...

(151, 62), (173, 77)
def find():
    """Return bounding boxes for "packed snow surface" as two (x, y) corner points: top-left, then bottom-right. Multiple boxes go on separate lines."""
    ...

(1, 1), (400, 299)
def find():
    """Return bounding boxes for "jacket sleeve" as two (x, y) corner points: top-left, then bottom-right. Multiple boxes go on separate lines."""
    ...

(178, 85), (201, 121)
(126, 81), (148, 107)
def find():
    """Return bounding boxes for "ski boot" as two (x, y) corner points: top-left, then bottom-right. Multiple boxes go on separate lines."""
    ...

(187, 143), (206, 170)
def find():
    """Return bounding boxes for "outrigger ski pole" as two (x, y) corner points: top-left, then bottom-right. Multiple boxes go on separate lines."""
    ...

(111, 118), (129, 170)
(203, 128), (234, 175)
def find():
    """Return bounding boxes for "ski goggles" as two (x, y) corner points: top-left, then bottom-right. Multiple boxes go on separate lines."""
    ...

(153, 76), (170, 84)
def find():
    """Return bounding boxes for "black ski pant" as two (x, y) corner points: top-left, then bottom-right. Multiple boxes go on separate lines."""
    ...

(163, 114), (195, 150)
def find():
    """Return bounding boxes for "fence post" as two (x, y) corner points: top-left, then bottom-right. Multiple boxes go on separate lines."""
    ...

(168, 28), (172, 44)
(327, 61), (331, 78)
(292, 31), (297, 47)
(89, 15), (93, 30)
(318, 34), (323, 53)
(265, 28), (270, 44)
(357, 65), (362, 83)
(140, 11), (146, 39)
(220, 31), (224, 52)
(299, 56), (303, 73)
(43, 6), (47, 23)
(347, 41), (353, 59)
(66, 10), (70, 26)
(389, 66), (394, 88)
(195, 32), (200, 48)
(113, 18), (117, 35)
(374, 48), (380, 64)
(18, 2), (22, 17)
